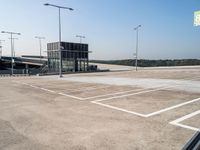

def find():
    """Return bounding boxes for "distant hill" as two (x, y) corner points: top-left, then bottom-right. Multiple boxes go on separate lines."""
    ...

(90, 59), (200, 67)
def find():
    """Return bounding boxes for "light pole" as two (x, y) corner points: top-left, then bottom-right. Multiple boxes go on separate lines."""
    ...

(0, 40), (5, 58)
(1, 31), (21, 75)
(76, 35), (85, 43)
(44, 3), (74, 78)
(9, 38), (18, 57)
(134, 25), (141, 71)
(35, 36), (45, 62)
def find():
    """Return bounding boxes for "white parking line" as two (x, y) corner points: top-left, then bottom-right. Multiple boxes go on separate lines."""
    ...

(29, 85), (39, 89)
(91, 76), (200, 117)
(92, 97), (200, 118)
(22, 82), (29, 85)
(93, 86), (170, 102)
(13, 76), (200, 106)
(91, 101), (147, 117)
(13, 81), (84, 100)
(40, 88), (56, 93)
(170, 110), (200, 132)
(66, 85), (110, 93)
(146, 98), (200, 117)
(59, 75), (200, 100)
(58, 92), (83, 100)
(83, 88), (144, 100)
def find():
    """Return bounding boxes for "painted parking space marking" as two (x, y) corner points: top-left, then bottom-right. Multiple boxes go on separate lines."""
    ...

(146, 98), (200, 117)
(93, 86), (168, 103)
(92, 97), (200, 118)
(14, 81), (154, 100)
(83, 88), (145, 100)
(170, 110), (200, 132)
(12, 75), (200, 101)
(40, 88), (56, 93)
(91, 76), (200, 117)
(91, 101), (147, 117)
(12, 76), (200, 119)
(29, 85), (39, 89)
(58, 92), (83, 100)
(66, 85), (111, 93)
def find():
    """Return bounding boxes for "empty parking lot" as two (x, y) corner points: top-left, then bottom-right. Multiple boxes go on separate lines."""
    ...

(0, 66), (200, 150)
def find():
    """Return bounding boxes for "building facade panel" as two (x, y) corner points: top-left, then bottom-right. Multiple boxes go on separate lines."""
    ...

(47, 42), (89, 73)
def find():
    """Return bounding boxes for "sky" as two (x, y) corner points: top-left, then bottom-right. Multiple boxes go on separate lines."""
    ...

(0, 0), (200, 60)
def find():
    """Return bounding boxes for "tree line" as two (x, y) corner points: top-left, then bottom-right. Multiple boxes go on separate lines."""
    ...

(90, 59), (200, 67)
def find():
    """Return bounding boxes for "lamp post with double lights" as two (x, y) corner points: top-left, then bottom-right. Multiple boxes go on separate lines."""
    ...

(35, 36), (45, 62)
(134, 25), (142, 71)
(9, 37), (18, 57)
(1, 31), (21, 75)
(44, 3), (74, 77)
(76, 35), (85, 44)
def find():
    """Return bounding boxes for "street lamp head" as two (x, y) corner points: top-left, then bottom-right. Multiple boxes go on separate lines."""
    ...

(44, 3), (74, 11)
(134, 25), (142, 30)
(1, 31), (20, 35)
(44, 3), (49, 6)
(35, 36), (45, 39)
(76, 35), (85, 38)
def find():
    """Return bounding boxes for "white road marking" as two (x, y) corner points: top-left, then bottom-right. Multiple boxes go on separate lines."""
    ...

(14, 81), (84, 100)
(92, 96), (200, 118)
(58, 92), (83, 100)
(66, 85), (110, 93)
(91, 76), (200, 117)
(170, 110), (200, 132)
(29, 85), (39, 89)
(40, 88), (56, 93)
(170, 123), (200, 132)
(24, 83), (154, 101)
(13, 76), (200, 116)
(91, 101), (147, 117)
(83, 88), (145, 100)
(146, 98), (200, 117)
(22, 82), (29, 85)
(93, 86), (169, 102)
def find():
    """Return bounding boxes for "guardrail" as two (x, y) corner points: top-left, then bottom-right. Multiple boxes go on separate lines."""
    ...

(0, 69), (28, 74)
(0, 74), (30, 77)
(0, 68), (40, 75)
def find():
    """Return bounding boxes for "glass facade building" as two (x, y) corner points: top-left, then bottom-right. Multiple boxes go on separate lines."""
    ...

(47, 42), (89, 73)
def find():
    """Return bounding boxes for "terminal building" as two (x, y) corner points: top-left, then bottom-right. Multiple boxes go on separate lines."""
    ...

(47, 42), (90, 73)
